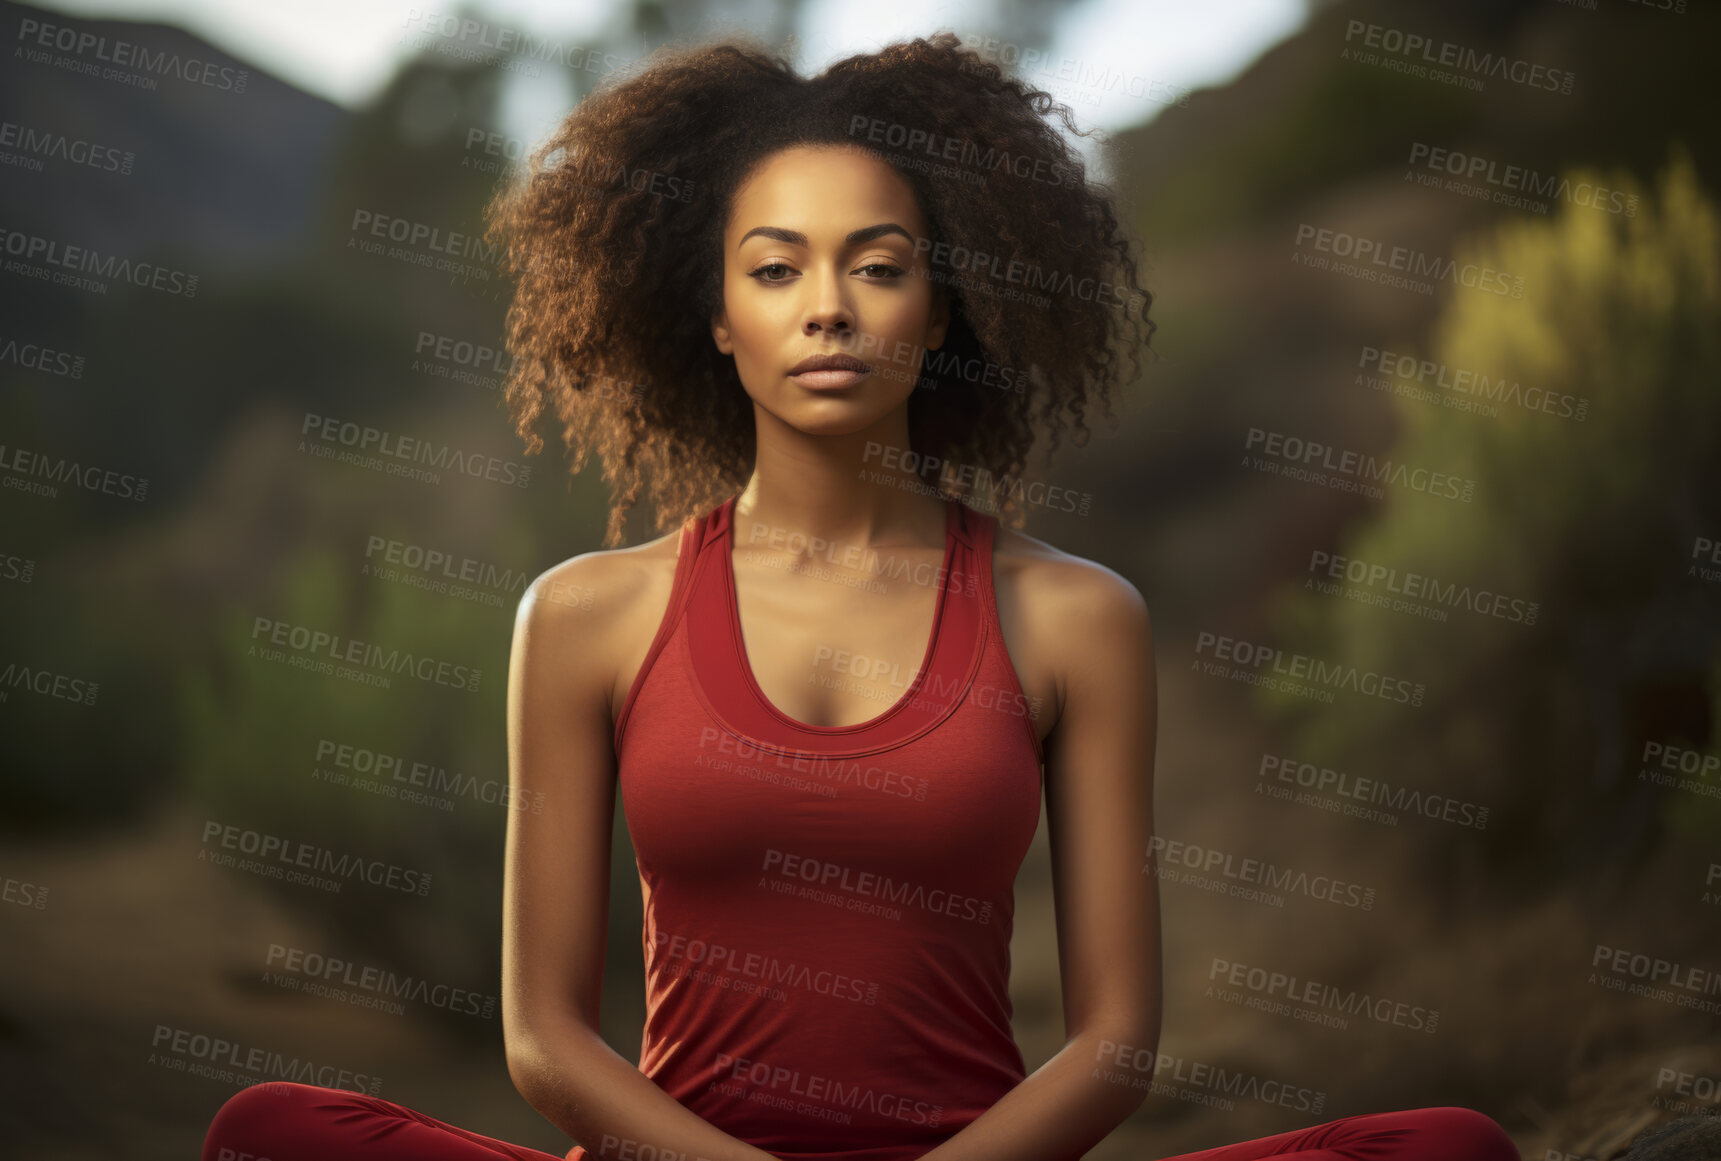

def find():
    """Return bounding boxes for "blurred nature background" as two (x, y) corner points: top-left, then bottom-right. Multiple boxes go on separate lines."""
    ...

(2, 0), (1719, 1158)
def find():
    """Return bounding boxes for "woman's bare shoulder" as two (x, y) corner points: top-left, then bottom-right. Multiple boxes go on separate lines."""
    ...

(992, 520), (1150, 629)
(514, 525), (681, 659)
(514, 523), (690, 716)
(524, 523), (685, 615)
(988, 518), (1151, 734)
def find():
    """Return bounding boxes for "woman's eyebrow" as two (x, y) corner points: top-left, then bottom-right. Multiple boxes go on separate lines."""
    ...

(737, 222), (913, 249)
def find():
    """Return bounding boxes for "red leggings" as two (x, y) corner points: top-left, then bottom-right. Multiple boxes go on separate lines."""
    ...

(201, 1081), (1520, 1161)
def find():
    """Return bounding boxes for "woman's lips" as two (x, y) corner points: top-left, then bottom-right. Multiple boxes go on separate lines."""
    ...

(790, 367), (872, 389)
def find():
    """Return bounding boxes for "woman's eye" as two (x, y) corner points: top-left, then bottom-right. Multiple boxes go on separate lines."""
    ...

(744, 262), (905, 283)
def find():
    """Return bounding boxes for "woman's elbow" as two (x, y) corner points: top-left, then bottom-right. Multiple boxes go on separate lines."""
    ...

(505, 1035), (550, 1104)
(503, 1004), (590, 1103)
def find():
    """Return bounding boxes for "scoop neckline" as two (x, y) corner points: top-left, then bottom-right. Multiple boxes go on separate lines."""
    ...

(720, 495), (958, 735)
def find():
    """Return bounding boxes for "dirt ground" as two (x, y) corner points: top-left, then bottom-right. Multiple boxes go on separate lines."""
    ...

(1, 660), (1715, 1160)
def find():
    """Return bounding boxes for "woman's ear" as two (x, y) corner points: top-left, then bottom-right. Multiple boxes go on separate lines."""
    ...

(711, 307), (733, 356)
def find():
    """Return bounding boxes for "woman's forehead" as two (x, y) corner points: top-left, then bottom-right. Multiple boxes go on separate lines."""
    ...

(728, 145), (924, 240)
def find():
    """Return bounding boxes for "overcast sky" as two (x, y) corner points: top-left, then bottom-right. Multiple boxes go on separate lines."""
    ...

(37, 0), (1308, 171)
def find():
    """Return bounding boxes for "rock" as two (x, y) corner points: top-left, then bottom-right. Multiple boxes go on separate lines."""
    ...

(1618, 1114), (1721, 1161)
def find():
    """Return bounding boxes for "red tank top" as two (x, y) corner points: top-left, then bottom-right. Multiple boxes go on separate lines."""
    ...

(576, 492), (1044, 1161)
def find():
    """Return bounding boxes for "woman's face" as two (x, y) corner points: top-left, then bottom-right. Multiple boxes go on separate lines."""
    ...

(712, 144), (948, 435)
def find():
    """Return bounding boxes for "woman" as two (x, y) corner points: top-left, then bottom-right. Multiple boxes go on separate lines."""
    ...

(200, 32), (1520, 1161)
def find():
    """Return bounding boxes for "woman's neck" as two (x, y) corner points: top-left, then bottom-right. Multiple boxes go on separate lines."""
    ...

(734, 427), (949, 553)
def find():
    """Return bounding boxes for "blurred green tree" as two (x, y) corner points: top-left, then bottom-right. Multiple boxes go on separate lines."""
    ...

(177, 517), (522, 1042)
(1258, 146), (1721, 897)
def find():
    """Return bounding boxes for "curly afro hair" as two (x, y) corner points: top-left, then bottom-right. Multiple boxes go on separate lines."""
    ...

(482, 30), (1156, 547)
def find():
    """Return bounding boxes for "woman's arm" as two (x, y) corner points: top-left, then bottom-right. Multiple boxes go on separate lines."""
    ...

(502, 555), (780, 1161)
(917, 560), (1163, 1161)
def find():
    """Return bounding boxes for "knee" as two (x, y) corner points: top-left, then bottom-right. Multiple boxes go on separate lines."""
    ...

(200, 1082), (330, 1161)
(1426, 1106), (1519, 1161)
